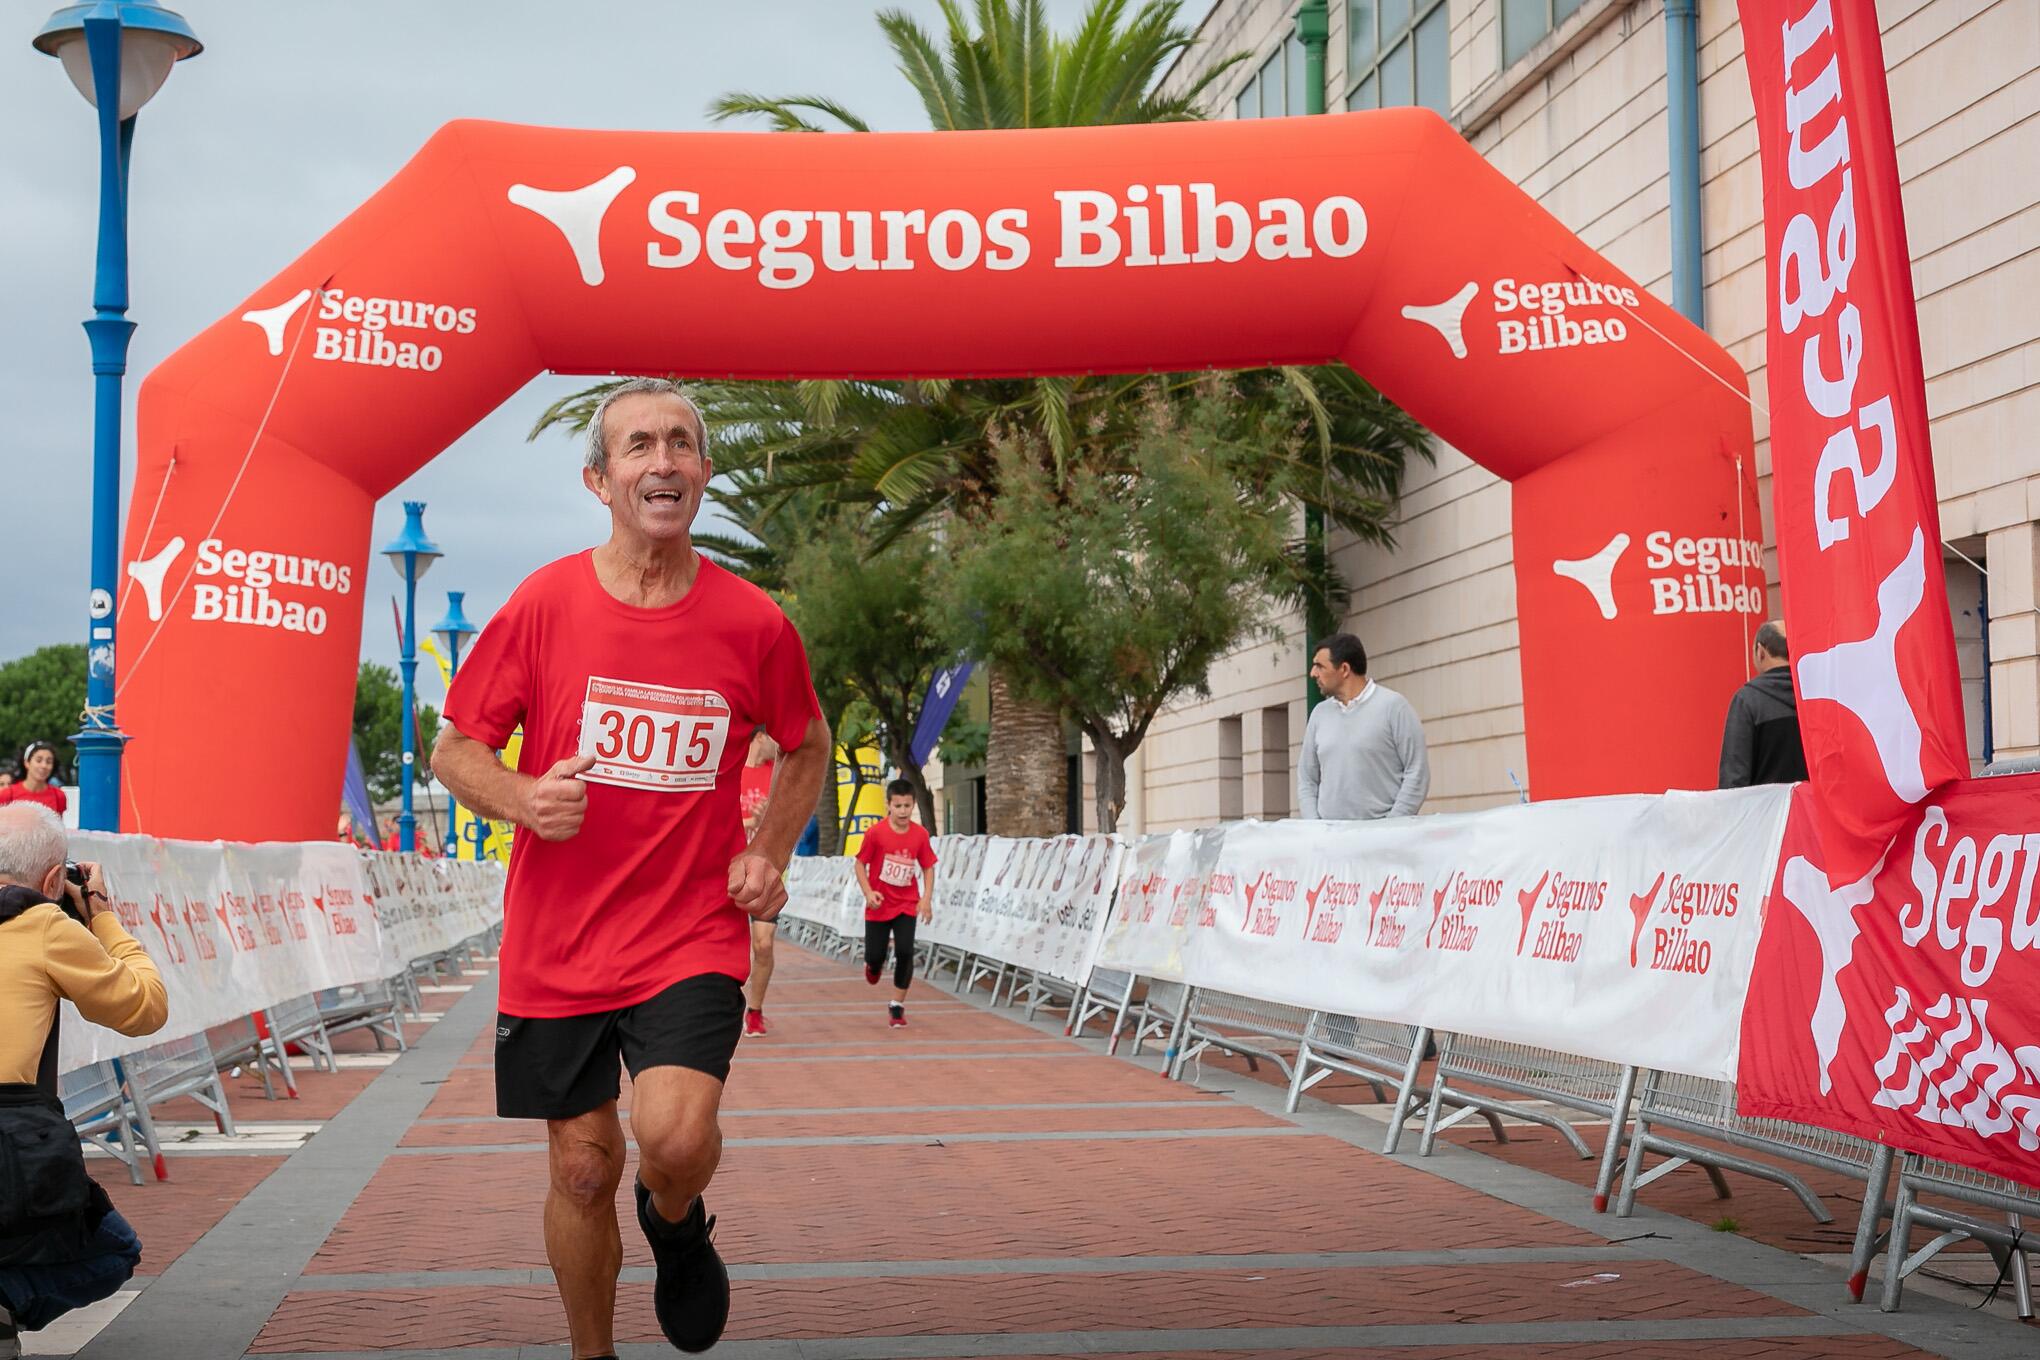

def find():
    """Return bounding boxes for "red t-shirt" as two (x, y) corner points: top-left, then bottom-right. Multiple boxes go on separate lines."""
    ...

(738, 762), (774, 825)
(856, 819), (937, 920)
(0, 784), (67, 815)
(444, 552), (821, 1017)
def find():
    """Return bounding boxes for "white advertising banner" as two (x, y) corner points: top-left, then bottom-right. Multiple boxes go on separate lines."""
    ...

(57, 836), (504, 1074)
(1093, 787), (1792, 1081)
(786, 834), (1124, 990)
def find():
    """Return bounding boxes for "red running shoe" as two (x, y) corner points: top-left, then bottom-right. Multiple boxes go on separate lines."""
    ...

(864, 964), (882, 985)
(742, 1009), (768, 1038)
(888, 1004), (907, 1028)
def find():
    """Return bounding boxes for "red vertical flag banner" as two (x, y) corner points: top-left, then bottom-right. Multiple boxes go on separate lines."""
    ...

(1737, 0), (1966, 882)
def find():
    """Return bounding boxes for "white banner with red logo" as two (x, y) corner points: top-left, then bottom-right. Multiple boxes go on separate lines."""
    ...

(782, 834), (1123, 989)
(1093, 789), (1792, 1081)
(1738, 779), (2040, 1185)
(1739, 0), (1967, 880)
(56, 836), (503, 1074)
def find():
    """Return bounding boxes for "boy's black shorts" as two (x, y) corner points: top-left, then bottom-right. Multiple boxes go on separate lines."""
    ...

(494, 972), (745, 1121)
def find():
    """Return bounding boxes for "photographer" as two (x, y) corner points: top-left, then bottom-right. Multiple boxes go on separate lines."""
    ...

(0, 804), (167, 1356)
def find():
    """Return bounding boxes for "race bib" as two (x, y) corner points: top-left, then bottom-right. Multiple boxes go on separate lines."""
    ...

(577, 676), (731, 792)
(879, 854), (916, 888)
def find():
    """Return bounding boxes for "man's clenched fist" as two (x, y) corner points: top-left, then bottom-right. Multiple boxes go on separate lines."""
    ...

(728, 850), (787, 922)
(523, 754), (595, 841)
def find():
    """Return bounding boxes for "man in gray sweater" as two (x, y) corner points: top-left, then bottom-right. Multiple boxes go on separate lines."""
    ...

(1298, 633), (1430, 820)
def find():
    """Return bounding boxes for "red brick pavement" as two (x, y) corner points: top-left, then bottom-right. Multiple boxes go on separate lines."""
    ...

(158, 944), (1982, 1357)
(255, 1257), (1801, 1350)
(100, 1153), (286, 1276)
(397, 1099), (1288, 1145)
(307, 1129), (1598, 1274)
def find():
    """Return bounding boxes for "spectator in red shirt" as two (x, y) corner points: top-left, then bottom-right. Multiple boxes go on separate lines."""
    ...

(432, 377), (827, 1358)
(853, 780), (938, 1028)
(0, 744), (67, 817)
(736, 731), (780, 1038)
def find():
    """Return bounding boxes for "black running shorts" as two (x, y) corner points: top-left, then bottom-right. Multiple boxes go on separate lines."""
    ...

(494, 972), (746, 1121)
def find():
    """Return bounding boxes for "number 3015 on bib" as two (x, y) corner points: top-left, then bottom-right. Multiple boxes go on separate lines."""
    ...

(577, 676), (731, 792)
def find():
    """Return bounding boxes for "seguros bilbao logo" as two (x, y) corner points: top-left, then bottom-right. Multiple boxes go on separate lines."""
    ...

(1550, 530), (1764, 622)
(243, 287), (479, 372)
(506, 165), (1371, 292)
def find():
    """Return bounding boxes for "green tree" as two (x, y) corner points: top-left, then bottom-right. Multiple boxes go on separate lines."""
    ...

(782, 522), (952, 828)
(0, 645), (84, 781)
(939, 388), (1306, 831)
(352, 662), (441, 804)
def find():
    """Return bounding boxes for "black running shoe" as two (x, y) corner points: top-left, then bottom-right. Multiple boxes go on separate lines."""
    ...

(635, 1180), (730, 1353)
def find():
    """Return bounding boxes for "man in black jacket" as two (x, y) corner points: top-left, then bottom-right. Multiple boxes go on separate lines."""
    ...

(1719, 621), (1808, 788)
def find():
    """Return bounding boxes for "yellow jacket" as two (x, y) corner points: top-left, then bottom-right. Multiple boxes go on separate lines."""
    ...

(1, 903), (168, 1085)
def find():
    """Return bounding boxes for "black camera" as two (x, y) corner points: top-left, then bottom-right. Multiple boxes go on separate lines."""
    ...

(59, 862), (91, 925)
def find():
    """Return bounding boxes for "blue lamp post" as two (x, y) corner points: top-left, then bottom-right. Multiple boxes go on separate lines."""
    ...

(430, 591), (478, 858)
(34, 1), (202, 832)
(380, 503), (440, 852)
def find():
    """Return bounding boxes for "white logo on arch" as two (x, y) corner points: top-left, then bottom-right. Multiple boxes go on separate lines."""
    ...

(507, 166), (637, 287)
(1402, 282), (1477, 360)
(1553, 533), (1629, 621)
(127, 536), (186, 623)
(242, 289), (313, 356)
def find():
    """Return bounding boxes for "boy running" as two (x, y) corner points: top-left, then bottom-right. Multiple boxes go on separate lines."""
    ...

(853, 780), (935, 1028)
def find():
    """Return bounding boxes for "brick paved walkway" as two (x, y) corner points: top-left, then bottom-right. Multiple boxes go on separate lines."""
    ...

(43, 942), (2037, 1359)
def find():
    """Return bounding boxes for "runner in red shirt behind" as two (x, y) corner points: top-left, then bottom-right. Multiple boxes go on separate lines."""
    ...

(432, 378), (828, 1359)
(853, 780), (937, 1028)
(736, 731), (779, 1037)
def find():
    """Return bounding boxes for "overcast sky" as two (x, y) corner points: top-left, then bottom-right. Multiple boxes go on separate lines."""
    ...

(0, 0), (1092, 693)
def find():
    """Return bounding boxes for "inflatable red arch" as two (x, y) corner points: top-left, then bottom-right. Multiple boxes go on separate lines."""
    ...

(118, 110), (1762, 840)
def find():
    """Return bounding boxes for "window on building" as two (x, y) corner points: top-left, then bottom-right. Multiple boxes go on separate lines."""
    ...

(1346, 0), (1449, 115)
(1502, 0), (1585, 69)
(1218, 716), (1244, 821)
(1259, 705), (1292, 819)
(1235, 23), (1306, 119)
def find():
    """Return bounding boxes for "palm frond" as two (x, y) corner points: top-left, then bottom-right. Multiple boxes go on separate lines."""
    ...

(707, 93), (871, 133)
(877, 9), (966, 129)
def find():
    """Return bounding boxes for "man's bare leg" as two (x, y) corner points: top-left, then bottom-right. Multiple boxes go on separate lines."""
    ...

(631, 1065), (726, 1222)
(746, 921), (776, 1013)
(544, 1103), (626, 1360)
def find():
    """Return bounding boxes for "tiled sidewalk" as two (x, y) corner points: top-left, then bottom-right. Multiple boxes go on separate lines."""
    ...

(37, 944), (2035, 1359)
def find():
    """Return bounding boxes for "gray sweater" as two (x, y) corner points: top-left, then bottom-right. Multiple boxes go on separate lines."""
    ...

(1297, 682), (1430, 820)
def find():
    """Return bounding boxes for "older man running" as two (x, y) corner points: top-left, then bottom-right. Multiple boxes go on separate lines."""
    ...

(433, 377), (828, 1359)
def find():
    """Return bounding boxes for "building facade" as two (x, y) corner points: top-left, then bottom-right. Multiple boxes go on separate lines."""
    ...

(1069, 0), (2035, 834)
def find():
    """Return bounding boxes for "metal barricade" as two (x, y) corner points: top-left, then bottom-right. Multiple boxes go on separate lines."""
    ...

(962, 953), (1013, 1003)
(1069, 967), (1137, 1041)
(1284, 1012), (1496, 1155)
(265, 993), (336, 1075)
(1011, 968), (1078, 1023)
(125, 1031), (236, 1156)
(925, 943), (969, 986)
(1881, 1154), (2037, 1318)
(1419, 1036), (1635, 1208)
(318, 977), (409, 1053)
(1615, 1068), (1893, 1298)
(59, 1061), (147, 1186)
(1168, 987), (1312, 1081)
(207, 1014), (296, 1101)
(1129, 979), (1191, 1062)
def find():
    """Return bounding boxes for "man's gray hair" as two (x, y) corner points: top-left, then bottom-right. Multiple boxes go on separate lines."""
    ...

(0, 803), (68, 887)
(584, 377), (708, 474)
(1755, 620), (1788, 661)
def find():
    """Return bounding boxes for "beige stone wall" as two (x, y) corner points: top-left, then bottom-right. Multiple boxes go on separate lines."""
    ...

(1099, 0), (2040, 834)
